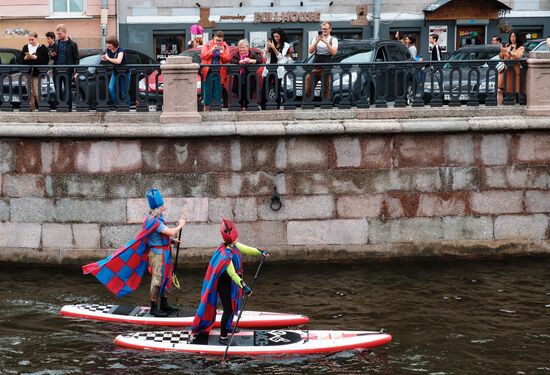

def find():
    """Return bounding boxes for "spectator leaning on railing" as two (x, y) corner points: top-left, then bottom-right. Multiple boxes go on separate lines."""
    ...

(498, 30), (525, 105)
(306, 21), (338, 101)
(230, 39), (261, 110)
(21, 32), (49, 112)
(200, 31), (231, 111)
(51, 24), (79, 111)
(102, 36), (131, 108)
(262, 28), (292, 109)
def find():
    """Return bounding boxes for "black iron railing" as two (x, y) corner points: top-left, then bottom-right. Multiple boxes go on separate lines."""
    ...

(0, 64), (161, 112)
(198, 59), (527, 111)
(1, 60), (527, 112)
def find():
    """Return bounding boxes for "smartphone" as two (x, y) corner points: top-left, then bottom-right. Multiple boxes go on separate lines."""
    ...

(267, 38), (272, 43)
(318, 31), (322, 36)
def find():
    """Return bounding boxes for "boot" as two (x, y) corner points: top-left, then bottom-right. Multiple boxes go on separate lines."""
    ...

(160, 296), (179, 314)
(150, 300), (169, 317)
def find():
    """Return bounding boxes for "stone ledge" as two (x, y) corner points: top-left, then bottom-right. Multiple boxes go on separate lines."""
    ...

(1, 240), (548, 265)
(1, 115), (548, 138)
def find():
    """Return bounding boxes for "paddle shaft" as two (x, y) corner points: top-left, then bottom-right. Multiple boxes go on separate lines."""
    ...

(222, 255), (266, 362)
(173, 227), (183, 273)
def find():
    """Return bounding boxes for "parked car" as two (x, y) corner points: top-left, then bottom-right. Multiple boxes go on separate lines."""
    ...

(532, 40), (548, 52)
(524, 39), (545, 52)
(1, 47), (107, 108)
(284, 39), (416, 105)
(139, 47), (265, 107)
(76, 49), (157, 108)
(423, 44), (502, 103)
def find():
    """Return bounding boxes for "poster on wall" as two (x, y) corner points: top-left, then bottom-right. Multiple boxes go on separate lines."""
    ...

(428, 25), (448, 53)
(250, 31), (268, 50)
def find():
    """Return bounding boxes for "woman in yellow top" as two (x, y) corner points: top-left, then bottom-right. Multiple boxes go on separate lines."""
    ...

(190, 219), (268, 344)
(498, 31), (525, 105)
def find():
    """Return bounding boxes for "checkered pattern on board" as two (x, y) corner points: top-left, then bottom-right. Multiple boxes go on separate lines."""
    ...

(77, 304), (113, 314)
(126, 331), (190, 344)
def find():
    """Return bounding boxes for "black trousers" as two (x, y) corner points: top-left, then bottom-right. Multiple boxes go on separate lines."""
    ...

(218, 272), (233, 337)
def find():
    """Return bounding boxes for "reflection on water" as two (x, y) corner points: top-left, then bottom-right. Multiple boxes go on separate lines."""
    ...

(0, 257), (549, 374)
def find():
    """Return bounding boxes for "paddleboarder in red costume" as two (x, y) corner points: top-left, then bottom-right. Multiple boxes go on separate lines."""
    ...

(190, 219), (268, 344)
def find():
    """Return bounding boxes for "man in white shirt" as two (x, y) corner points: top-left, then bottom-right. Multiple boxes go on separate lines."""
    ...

(305, 21), (338, 100)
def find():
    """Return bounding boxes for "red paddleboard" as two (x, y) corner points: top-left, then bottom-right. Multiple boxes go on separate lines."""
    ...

(60, 304), (309, 328)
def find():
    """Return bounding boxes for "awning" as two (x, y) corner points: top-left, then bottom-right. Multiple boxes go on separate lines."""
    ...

(424, 0), (511, 13)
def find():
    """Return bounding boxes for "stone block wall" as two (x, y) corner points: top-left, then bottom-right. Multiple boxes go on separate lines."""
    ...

(1, 131), (549, 264)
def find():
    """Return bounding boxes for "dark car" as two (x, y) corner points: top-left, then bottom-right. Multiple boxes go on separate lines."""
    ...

(1, 48), (22, 104)
(423, 44), (502, 103)
(284, 39), (416, 105)
(76, 49), (157, 109)
(1, 47), (115, 108)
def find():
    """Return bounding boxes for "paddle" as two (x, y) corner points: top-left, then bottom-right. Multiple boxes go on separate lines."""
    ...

(222, 254), (266, 363)
(172, 227), (183, 290)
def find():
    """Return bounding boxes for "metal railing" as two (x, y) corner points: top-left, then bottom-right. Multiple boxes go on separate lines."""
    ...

(1, 64), (161, 112)
(1, 60), (527, 112)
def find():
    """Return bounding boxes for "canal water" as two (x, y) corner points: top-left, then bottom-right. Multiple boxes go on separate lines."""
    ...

(0, 256), (548, 374)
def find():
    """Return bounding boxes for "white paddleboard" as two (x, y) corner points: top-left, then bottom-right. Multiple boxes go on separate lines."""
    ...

(60, 304), (309, 328)
(114, 329), (392, 356)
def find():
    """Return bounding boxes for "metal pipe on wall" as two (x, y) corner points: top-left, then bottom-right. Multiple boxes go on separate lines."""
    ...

(100, 0), (109, 48)
(373, 0), (381, 40)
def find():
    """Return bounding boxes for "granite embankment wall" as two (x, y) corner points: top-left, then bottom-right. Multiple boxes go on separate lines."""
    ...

(0, 108), (549, 265)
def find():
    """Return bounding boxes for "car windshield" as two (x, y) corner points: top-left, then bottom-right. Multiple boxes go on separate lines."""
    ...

(443, 49), (499, 69)
(534, 42), (548, 52)
(524, 40), (541, 51)
(79, 54), (102, 65)
(180, 50), (202, 64)
(0, 51), (19, 65)
(304, 45), (375, 63)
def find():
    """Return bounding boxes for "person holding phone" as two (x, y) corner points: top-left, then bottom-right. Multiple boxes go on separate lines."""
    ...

(200, 31), (231, 111)
(305, 21), (338, 101)
(262, 28), (292, 109)
(497, 30), (525, 105)
(21, 32), (49, 111)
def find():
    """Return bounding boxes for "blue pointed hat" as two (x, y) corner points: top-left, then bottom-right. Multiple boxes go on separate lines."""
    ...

(146, 188), (164, 209)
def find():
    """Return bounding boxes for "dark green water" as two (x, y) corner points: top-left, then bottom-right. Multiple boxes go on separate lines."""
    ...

(0, 257), (549, 374)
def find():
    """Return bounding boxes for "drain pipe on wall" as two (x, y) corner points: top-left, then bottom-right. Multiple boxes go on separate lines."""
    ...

(100, 0), (109, 49)
(373, 0), (381, 40)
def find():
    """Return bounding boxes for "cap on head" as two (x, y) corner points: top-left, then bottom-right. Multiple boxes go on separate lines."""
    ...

(220, 218), (238, 244)
(146, 188), (164, 209)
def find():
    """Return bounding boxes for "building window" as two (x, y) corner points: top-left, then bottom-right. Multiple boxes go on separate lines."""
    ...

(51, 0), (85, 14)
(154, 32), (185, 62)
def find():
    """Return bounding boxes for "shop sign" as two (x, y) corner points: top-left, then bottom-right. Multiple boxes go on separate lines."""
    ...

(253, 11), (320, 24)
(220, 15), (246, 22)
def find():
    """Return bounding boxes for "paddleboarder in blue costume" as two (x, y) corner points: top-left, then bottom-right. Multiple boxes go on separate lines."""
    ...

(83, 188), (187, 317)
(190, 219), (268, 345)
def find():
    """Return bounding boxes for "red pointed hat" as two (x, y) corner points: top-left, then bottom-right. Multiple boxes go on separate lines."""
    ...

(220, 219), (238, 244)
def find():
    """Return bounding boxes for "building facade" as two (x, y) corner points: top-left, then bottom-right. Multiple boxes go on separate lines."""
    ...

(117, 0), (550, 62)
(0, 0), (116, 49)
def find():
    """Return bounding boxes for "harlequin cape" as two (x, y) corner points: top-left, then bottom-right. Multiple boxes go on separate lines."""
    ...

(82, 216), (172, 297)
(190, 244), (243, 334)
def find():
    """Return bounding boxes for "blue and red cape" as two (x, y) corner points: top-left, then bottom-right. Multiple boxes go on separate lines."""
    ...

(82, 216), (172, 297)
(190, 244), (243, 334)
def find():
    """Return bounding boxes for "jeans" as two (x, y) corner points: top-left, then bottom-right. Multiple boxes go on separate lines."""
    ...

(202, 73), (221, 106)
(108, 71), (131, 107)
